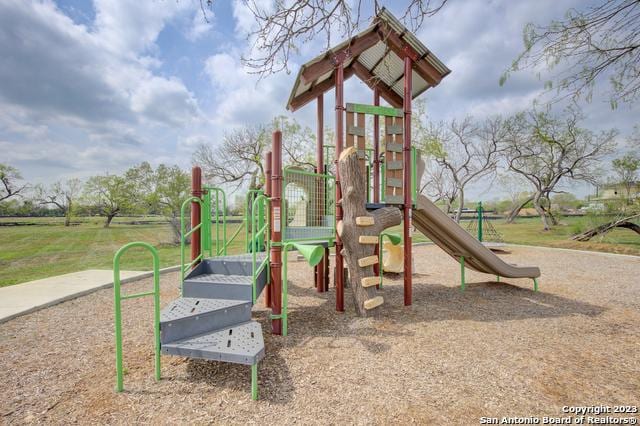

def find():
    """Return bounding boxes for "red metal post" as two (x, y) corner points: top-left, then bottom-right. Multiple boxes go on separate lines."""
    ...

(264, 151), (273, 308)
(191, 166), (202, 265)
(403, 56), (413, 306)
(335, 61), (345, 312)
(315, 94), (326, 293)
(270, 132), (283, 334)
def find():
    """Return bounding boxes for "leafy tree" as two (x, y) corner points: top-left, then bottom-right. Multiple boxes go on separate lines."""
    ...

(193, 118), (316, 191)
(35, 179), (83, 226)
(611, 153), (640, 202)
(126, 162), (191, 243)
(0, 163), (28, 203)
(503, 109), (616, 230)
(84, 174), (137, 227)
(419, 116), (504, 222)
(502, 0), (640, 107)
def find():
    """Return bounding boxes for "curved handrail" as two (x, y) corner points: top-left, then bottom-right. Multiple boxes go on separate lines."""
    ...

(113, 242), (160, 392)
(251, 194), (271, 304)
(206, 187), (227, 256)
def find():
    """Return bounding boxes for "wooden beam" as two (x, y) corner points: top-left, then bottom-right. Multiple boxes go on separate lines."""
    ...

(359, 235), (379, 244)
(289, 67), (355, 112)
(356, 216), (375, 226)
(301, 30), (381, 84)
(361, 276), (380, 288)
(377, 27), (442, 86)
(351, 61), (403, 109)
(364, 296), (384, 310)
(358, 255), (379, 267)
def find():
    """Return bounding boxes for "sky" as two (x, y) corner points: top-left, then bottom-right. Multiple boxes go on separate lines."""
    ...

(0, 0), (638, 200)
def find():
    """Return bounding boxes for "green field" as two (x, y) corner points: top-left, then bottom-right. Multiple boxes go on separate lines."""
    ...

(0, 216), (247, 287)
(0, 215), (638, 287)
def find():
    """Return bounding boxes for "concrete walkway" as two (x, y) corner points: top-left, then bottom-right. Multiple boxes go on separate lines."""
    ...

(0, 269), (155, 323)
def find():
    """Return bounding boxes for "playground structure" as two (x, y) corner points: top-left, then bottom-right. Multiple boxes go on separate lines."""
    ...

(464, 202), (504, 243)
(112, 9), (540, 400)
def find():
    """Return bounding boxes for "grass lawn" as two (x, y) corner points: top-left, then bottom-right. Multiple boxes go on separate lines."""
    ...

(0, 216), (247, 287)
(0, 214), (637, 287)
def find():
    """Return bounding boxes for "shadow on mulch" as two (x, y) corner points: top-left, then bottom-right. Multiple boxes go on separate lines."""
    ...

(167, 274), (606, 405)
(282, 277), (606, 347)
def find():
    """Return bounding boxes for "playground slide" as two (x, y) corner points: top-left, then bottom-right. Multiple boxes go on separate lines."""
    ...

(413, 195), (540, 279)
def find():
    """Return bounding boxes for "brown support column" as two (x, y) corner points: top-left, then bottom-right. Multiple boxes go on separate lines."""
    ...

(264, 151), (273, 308)
(403, 56), (413, 306)
(270, 132), (283, 334)
(191, 166), (202, 265)
(315, 94), (326, 293)
(335, 61), (345, 312)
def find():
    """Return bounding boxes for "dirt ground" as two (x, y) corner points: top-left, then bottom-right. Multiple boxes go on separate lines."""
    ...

(1, 245), (639, 425)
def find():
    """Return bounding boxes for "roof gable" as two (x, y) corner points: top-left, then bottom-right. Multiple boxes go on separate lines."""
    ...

(286, 8), (451, 111)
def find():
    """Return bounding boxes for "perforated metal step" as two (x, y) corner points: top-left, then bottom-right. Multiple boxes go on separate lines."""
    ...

(162, 321), (265, 365)
(160, 297), (251, 344)
(183, 255), (269, 302)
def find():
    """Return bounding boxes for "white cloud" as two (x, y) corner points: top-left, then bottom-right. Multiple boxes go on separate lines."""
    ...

(0, 0), (208, 181)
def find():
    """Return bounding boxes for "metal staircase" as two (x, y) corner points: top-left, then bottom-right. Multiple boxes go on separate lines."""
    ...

(160, 254), (268, 399)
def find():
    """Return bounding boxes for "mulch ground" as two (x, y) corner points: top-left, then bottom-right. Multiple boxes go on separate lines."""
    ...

(1, 245), (639, 425)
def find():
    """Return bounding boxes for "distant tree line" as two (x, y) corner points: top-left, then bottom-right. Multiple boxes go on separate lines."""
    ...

(0, 162), (190, 243)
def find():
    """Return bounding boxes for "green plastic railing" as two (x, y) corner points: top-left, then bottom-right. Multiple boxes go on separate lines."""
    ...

(203, 187), (227, 256)
(113, 242), (160, 392)
(180, 196), (204, 290)
(251, 194), (271, 304)
(282, 167), (336, 243)
(245, 189), (265, 252)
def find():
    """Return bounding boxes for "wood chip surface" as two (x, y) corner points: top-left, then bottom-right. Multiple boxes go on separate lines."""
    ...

(1, 245), (638, 424)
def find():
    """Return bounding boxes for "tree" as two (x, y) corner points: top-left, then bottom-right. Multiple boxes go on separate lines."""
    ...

(503, 109), (617, 230)
(36, 179), (83, 226)
(126, 162), (191, 243)
(611, 153), (640, 202)
(203, 0), (448, 78)
(502, 0), (640, 107)
(419, 116), (504, 222)
(0, 164), (27, 203)
(193, 118), (316, 191)
(495, 174), (533, 222)
(84, 174), (136, 227)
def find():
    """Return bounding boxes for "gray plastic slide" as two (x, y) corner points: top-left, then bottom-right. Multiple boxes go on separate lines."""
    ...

(413, 195), (540, 279)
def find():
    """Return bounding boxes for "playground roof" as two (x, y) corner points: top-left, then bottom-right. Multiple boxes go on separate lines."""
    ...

(286, 8), (451, 112)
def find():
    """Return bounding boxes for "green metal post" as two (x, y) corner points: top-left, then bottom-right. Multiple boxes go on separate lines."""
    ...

(113, 242), (161, 393)
(477, 202), (484, 242)
(282, 244), (289, 337)
(411, 147), (417, 206)
(496, 275), (500, 282)
(533, 278), (538, 292)
(251, 363), (258, 400)
(460, 256), (465, 291)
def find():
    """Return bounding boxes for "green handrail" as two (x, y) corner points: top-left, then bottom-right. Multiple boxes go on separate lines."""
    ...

(204, 187), (227, 256)
(180, 196), (204, 291)
(251, 194), (271, 304)
(113, 242), (160, 392)
(245, 189), (265, 252)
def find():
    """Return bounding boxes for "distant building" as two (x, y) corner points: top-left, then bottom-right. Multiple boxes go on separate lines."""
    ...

(591, 181), (640, 202)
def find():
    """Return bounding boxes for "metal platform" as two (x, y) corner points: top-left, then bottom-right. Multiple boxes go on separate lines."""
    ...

(160, 297), (251, 344)
(183, 255), (268, 301)
(162, 321), (265, 365)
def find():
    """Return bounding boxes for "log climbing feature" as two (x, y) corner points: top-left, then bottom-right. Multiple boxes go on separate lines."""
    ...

(337, 146), (402, 316)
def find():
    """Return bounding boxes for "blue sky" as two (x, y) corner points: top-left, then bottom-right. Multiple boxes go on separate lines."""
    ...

(0, 0), (638, 199)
